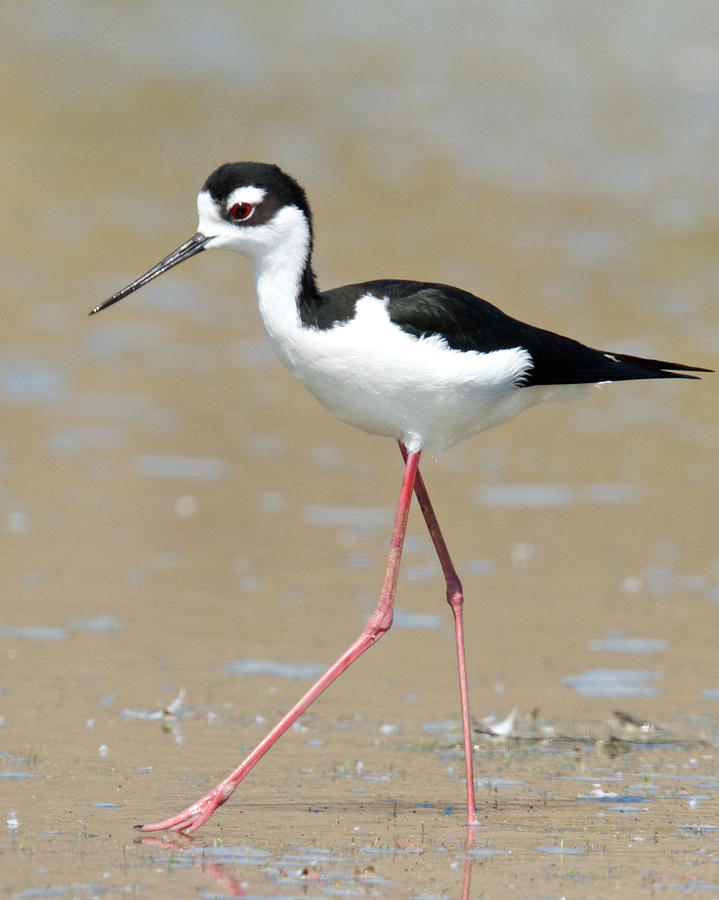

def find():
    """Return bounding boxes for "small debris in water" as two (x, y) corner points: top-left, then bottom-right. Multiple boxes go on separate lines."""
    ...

(596, 736), (633, 758)
(163, 688), (186, 718)
(481, 707), (518, 738)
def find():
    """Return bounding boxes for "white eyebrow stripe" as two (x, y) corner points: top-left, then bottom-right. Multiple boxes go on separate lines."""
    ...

(226, 186), (267, 207)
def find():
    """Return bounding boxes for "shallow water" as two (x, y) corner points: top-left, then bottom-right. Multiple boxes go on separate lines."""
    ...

(2, 1), (718, 897)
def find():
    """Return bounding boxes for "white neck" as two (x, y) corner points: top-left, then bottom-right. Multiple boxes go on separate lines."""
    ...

(250, 206), (312, 366)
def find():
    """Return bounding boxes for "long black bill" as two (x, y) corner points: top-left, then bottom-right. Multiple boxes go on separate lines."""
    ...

(89, 232), (211, 315)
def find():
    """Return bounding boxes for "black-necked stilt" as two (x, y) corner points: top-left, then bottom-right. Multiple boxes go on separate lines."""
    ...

(92, 162), (710, 836)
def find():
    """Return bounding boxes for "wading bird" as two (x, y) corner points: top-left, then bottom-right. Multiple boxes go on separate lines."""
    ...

(92, 162), (710, 834)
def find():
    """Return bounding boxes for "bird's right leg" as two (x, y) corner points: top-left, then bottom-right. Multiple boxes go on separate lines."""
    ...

(136, 449), (422, 834)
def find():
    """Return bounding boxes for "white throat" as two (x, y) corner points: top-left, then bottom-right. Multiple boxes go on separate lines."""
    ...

(249, 206), (313, 369)
(197, 192), (313, 365)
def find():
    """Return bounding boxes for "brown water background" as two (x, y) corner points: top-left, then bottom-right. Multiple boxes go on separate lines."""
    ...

(2, 2), (718, 897)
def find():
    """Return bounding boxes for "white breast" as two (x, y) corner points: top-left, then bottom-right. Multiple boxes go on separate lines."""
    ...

(261, 288), (543, 453)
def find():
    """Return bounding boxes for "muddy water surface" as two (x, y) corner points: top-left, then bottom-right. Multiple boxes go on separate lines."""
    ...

(2, 3), (718, 897)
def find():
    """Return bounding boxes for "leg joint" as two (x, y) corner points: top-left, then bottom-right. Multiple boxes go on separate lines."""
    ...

(363, 607), (393, 641)
(445, 576), (464, 610)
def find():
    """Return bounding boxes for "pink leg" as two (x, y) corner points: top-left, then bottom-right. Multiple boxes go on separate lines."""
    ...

(399, 443), (480, 832)
(137, 449), (422, 834)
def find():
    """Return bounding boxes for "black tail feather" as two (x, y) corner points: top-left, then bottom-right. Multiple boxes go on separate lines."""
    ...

(607, 352), (713, 381)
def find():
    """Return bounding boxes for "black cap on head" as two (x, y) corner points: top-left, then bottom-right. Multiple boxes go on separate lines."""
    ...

(203, 162), (313, 226)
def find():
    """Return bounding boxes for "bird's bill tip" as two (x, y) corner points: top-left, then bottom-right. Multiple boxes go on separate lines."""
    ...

(89, 232), (210, 316)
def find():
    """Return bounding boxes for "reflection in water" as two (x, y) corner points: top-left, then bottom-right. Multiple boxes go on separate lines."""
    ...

(475, 482), (642, 507)
(222, 658), (326, 679)
(139, 826), (480, 899)
(134, 453), (228, 480)
(589, 628), (670, 653)
(562, 668), (661, 697)
(49, 424), (125, 457)
(0, 617), (121, 640)
(302, 504), (394, 529)
(0, 357), (65, 404)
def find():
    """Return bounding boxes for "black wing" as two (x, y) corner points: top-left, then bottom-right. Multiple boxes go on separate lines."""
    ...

(366, 279), (709, 386)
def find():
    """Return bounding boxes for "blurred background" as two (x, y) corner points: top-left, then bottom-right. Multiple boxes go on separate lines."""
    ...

(1, 1), (718, 891)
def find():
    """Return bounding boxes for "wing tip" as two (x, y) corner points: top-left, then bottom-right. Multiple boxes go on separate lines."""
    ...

(609, 353), (713, 380)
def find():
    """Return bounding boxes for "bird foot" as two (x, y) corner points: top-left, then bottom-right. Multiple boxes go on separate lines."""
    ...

(135, 783), (232, 835)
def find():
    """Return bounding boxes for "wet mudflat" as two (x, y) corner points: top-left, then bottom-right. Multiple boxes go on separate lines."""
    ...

(6, 706), (719, 897)
(2, 2), (718, 897)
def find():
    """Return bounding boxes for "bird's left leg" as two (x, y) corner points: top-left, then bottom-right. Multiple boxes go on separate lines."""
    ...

(398, 442), (480, 832)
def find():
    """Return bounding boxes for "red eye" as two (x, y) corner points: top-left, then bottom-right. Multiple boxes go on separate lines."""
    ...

(229, 201), (253, 221)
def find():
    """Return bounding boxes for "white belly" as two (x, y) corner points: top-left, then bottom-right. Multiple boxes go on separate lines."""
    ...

(261, 292), (550, 454)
